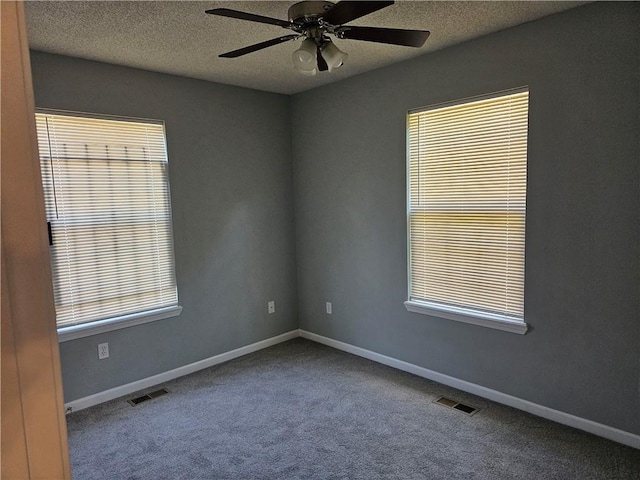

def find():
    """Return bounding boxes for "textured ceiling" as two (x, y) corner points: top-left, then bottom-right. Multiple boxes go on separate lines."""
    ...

(25, 1), (588, 95)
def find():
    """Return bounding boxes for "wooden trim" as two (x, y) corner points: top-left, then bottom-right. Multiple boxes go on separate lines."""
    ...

(1, 250), (31, 480)
(1, 1), (71, 478)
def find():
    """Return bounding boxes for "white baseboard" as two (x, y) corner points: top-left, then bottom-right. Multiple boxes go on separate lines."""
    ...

(65, 330), (299, 413)
(66, 327), (638, 450)
(300, 330), (640, 450)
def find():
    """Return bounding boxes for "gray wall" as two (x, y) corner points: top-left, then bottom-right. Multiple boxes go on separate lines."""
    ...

(30, 52), (298, 402)
(291, 2), (639, 434)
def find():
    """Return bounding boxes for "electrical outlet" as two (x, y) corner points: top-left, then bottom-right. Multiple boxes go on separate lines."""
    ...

(98, 342), (109, 359)
(326, 302), (332, 314)
(268, 301), (275, 314)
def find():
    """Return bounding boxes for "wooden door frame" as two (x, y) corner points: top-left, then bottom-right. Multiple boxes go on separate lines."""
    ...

(1, 1), (71, 478)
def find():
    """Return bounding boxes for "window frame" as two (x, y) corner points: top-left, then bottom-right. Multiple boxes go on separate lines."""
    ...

(35, 109), (182, 342)
(404, 88), (529, 335)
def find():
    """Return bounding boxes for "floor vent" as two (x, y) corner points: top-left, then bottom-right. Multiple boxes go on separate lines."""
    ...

(127, 388), (169, 406)
(435, 396), (479, 416)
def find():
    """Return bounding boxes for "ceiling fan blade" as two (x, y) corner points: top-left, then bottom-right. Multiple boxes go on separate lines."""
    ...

(317, 46), (328, 72)
(219, 35), (300, 58)
(205, 8), (292, 28)
(339, 26), (430, 47)
(322, 1), (394, 26)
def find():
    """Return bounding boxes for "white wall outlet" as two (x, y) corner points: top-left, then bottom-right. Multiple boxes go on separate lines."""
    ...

(268, 301), (275, 314)
(326, 302), (332, 314)
(98, 342), (109, 359)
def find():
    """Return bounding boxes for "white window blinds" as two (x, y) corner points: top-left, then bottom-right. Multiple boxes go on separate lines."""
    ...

(407, 89), (529, 321)
(36, 111), (178, 328)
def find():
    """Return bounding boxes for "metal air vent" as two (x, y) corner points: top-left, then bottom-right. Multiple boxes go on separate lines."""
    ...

(435, 396), (479, 416)
(128, 388), (169, 406)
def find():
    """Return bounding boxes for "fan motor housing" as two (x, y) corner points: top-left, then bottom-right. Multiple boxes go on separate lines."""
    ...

(288, 1), (335, 24)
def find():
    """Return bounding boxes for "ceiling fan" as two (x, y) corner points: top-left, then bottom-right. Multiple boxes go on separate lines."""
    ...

(205, 1), (430, 75)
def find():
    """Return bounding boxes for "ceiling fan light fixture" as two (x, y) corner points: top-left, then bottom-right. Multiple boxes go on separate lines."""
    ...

(320, 40), (348, 71)
(293, 38), (318, 75)
(298, 67), (318, 76)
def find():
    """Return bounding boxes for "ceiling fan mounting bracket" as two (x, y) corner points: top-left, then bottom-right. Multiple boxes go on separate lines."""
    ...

(288, 1), (335, 25)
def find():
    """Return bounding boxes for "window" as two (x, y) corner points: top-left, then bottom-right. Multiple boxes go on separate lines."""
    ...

(405, 88), (529, 334)
(36, 111), (181, 341)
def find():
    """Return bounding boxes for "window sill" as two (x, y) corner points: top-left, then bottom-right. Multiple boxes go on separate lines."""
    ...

(57, 305), (183, 342)
(404, 300), (528, 335)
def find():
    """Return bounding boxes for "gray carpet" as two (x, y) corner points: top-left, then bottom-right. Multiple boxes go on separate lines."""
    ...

(67, 338), (640, 479)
